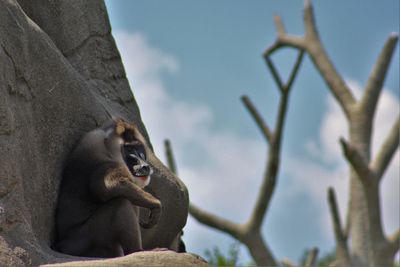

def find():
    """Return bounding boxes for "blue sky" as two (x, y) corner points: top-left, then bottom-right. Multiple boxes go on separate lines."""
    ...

(105, 1), (399, 264)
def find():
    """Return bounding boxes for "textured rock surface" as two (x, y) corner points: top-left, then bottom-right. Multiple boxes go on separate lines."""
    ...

(0, 0), (190, 266)
(40, 251), (209, 267)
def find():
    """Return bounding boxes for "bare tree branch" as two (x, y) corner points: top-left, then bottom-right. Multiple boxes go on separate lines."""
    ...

(339, 138), (373, 183)
(242, 46), (303, 142)
(248, 92), (289, 229)
(264, 15), (305, 55)
(371, 116), (400, 180)
(249, 47), (304, 230)
(328, 187), (351, 267)
(263, 33), (305, 56)
(360, 33), (399, 119)
(273, 93), (289, 147)
(304, 247), (319, 267)
(276, 35), (307, 53)
(189, 204), (242, 239)
(263, 44), (305, 93)
(247, 153), (278, 230)
(302, 0), (356, 118)
(303, 0), (318, 40)
(265, 0), (356, 117)
(274, 15), (286, 36)
(264, 55), (285, 90)
(164, 139), (178, 175)
(241, 95), (273, 144)
(328, 188), (346, 246)
(286, 50), (305, 91)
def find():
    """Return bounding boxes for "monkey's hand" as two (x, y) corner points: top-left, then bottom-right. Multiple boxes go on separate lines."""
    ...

(140, 200), (162, 229)
(91, 164), (162, 228)
(114, 119), (137, 138)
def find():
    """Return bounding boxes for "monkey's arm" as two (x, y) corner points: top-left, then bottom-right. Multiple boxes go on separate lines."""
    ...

(90, 163), (162, 228)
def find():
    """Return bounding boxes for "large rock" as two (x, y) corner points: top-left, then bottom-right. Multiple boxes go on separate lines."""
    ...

(0, 0), (191, 266)
(40, 251), (209, 267)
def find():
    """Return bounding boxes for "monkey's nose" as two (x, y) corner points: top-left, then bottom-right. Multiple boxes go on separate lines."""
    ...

(139, 165), (150, 176)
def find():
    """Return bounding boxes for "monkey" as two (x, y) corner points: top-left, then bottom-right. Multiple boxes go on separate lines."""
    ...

(170, 230), (186, 253)
(178, 232), (186, 252)
(54, 118), (162, 258)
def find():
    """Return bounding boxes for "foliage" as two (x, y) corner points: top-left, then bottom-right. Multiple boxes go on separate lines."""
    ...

(318, 251), (335, 267)
(204, 243), (241, 267)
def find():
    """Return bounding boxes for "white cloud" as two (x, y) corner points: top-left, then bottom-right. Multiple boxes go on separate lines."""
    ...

(115, 32), (178, 82)
(290, 79), (399, 242)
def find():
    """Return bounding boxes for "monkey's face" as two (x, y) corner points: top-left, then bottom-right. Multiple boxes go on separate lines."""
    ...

(122, 141), (152, 188)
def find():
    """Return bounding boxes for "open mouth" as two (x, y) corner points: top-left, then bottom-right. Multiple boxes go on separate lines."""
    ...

(134, 175), (148, 182)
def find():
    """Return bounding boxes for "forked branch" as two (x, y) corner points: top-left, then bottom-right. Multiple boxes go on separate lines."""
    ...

(248, 48), (304, 230)
(264, 56), (284, 90)
(241, 95), (273, 144)
(264, 35), (306, 56)
(371, 116), (400, 180)
(360, 33), (399, 119)
(339, 138), (373, 183)
(266, 0), (356, 118)
(189, 204), (242, 239)
(263, 44), (305, 93)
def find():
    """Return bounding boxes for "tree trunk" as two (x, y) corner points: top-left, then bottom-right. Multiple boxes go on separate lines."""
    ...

(348, 116), (391, 267)
(348, 130), (372, 267)
(0, 0), (191, 266)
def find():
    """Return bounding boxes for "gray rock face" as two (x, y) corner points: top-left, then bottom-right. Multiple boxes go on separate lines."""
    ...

(0, 0), (191, 266)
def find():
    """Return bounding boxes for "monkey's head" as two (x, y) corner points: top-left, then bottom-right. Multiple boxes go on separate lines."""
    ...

(102, 118), (153, 188)
(110, 119), (152, 188)
(122, 139), (152, 188)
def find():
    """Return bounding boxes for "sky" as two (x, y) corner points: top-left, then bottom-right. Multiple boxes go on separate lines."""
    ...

(104, 1), (399, 264)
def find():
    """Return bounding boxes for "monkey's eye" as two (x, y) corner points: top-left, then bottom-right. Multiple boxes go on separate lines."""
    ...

(123, 130), (136, 142)
(127, 154), (139, 165)
(139, 152), (146, 160)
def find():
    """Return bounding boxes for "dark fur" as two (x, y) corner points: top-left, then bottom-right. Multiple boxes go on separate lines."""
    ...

(54, 119), (161, 257)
